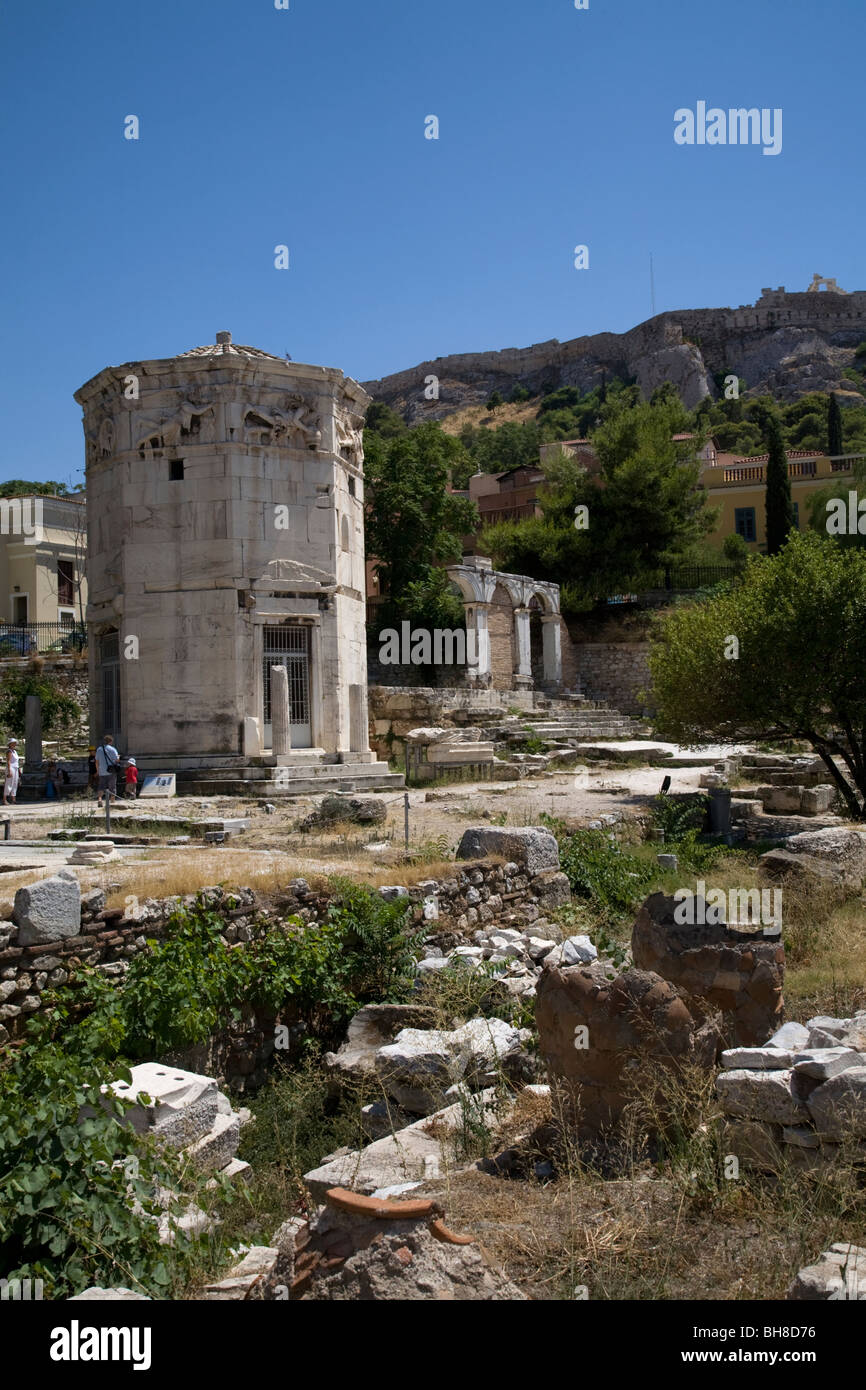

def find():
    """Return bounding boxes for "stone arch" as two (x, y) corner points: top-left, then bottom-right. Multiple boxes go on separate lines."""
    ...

(524, 582), (559, 615)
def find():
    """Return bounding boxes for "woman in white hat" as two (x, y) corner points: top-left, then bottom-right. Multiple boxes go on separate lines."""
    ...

(3, 739), (20, 805)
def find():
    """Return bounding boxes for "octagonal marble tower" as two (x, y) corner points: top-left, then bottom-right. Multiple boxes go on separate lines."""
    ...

(75, 333), (382, 782)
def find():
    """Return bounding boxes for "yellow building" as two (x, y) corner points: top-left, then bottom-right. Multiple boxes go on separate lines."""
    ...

(699, 450), (863, 551)
(0, 495), (87, 640)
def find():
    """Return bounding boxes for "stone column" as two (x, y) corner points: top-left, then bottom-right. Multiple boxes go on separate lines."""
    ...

(464, 601), (491, 684)
(24, 695), (42, 770)
(513, 607), (532, 689)
(541, 614), (563, 687)
(349, 684), (368, 754)
(270, 665), (291, 755)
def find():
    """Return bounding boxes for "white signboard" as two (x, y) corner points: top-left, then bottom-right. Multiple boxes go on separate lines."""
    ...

(138, 773), (177, 798)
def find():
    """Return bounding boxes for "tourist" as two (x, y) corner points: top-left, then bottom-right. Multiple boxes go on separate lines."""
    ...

(125, 757), (139, 799)
(3, 739), (19, 805)
(95, 734), (120, 807)
(87, 746), (98, 797)
(44, 758), (60, 800)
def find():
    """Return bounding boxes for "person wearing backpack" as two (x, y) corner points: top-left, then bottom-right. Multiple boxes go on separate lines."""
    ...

(95, 735), (120, 807)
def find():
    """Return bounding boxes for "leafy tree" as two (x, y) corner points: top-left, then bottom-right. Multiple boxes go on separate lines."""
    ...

(364, 401), (407, 438)
(806, 456), (866, 549)
(764, 414), (795, 555)
(481, 397), (715, 600)
(722, 531), (750, 571)
(0, 1004), (193, 1298)
(508, 384), (531, 403)
(0, 670), (80, 736)
(486, 391), (504, 413)
(0, 480), (71, 497)
(648, 530), (866, 819)
(364, 421), (477, 628)
(828, 391), (844, 457)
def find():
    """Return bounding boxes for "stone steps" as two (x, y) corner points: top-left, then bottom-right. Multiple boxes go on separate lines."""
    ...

(177, 763), (405, 797)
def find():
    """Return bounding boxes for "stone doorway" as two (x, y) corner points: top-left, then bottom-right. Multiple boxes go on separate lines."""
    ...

(529, 598), (545, 686)
(263, 625), (312, 748)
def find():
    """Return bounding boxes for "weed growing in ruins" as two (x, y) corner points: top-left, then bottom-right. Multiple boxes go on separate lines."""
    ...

(326, 878), (425, 1003)
(233, 1054), (378, 1214)
(542, 817), (655, 916)
(0, 1005), (197, 1300)
(68, 886), (426, 1060)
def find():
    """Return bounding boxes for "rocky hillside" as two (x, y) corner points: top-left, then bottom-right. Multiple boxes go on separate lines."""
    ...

(363, 285), (866, 424)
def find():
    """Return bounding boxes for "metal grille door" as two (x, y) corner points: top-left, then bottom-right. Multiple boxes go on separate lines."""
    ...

(263, 625), (312, 748)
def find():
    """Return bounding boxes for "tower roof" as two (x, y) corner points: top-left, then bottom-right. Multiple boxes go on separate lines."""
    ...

(177, 330), (286, 362)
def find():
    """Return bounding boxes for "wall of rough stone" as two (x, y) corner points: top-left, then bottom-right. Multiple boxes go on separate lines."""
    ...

(631, 893), (786, 1046)
(573, 642), (651, 714)
(368, 684), (537, 761)
(0, 861), (564, 1082)
(488, 584), (515, 690)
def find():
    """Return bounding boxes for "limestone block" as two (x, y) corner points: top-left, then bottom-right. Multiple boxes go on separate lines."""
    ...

(456, 826), (559, 875)
(13, 875), (81, 946)
(801, 785), (835, 815)
(758, 785), (804, 813)
(806, 1066), (866, 1138)
(792, 1048), (862, 1081)
(110, 1063), (220, 1147)
(715, 1069), (809, 1125)
(323, 1003), (436, 1083)
(303, 1090), (504, 1199)
(767, 1020), (810, 1050)
(68, 1288), (152, 1301)
(184, 1111), (241, 1173)
(544, 935), (598, 967)
(788, 1245), (866, 1300)
(721, 1047), (793, 1070)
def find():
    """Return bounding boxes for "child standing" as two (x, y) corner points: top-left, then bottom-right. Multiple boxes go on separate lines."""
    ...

(125, 757), (139, 800)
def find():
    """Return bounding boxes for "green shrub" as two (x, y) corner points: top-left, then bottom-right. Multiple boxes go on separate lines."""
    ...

(0, 1009), (193, 1299)
(542, 818), (655, 915)
(326, 878), (425, 1003)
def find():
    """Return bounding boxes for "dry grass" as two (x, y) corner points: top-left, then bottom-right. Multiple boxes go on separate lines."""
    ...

(438, 398), (541, 436)
(97, 845), (480, 910)
(417, 1062), (866, 1301)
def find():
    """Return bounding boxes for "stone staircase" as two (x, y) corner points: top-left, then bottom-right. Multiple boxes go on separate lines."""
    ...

(449, 695), (648, 750)
(132, 753), (405, 799)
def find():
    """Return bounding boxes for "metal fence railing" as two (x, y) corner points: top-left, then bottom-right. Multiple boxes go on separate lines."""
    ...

(0, 622), (87, 657)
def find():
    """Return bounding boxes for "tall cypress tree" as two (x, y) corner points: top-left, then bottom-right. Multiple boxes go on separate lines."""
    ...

(828, 391), (843, 458)
(764, 414), (795, 555)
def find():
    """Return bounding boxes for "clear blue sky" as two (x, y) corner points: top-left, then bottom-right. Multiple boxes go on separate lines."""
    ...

(1, 0), (863, 485)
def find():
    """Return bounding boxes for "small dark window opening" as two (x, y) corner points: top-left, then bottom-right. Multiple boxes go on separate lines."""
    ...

(57, 559), (75, 606)
(169, 459), (185, 481)
(348, 476), (356, 497)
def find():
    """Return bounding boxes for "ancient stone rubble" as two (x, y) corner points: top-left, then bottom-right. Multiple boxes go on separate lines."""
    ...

(716, 1014), (866, 1171)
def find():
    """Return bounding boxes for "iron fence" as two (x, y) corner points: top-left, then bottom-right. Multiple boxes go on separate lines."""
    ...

(0, 622), (87, 657)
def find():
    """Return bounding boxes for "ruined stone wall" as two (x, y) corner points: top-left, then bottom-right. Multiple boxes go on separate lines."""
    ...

(368, 685), (536, 760)
(0, 863), (557, 1069)
(574, 642), (651, 714)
